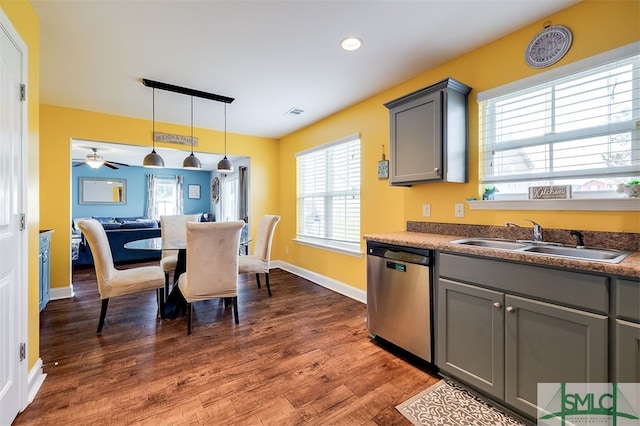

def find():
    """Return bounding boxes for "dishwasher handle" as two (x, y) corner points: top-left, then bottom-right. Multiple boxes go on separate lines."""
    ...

(367, 243), (430, 266)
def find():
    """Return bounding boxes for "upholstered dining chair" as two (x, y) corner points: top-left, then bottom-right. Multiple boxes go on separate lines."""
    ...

(238, 215), (281, 297)
(77, 218), (165, 334)
(159, 214), (200, 293)
(177, 220), (244, 335)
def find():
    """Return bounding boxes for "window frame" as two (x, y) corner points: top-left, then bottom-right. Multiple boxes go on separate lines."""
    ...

(295, 133), (362, 256)
(155, 176), (180, 217)
(476, 42), (640, 207)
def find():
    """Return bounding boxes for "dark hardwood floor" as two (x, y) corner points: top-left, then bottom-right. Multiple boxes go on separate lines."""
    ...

(14, 263), (439, 425)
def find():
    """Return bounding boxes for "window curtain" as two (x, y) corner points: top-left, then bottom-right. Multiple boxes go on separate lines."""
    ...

(146, 174), (184, 219)
(238, 166), (249, 244)
(146, 174), (158, 220)
(174, 175), (184, 215)
(238, 166), (248, 222)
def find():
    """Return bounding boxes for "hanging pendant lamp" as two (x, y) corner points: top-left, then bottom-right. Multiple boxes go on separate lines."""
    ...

(217, 103), (233, 173)
(143, 88), (165, 168)
(183, 96), (202, 170)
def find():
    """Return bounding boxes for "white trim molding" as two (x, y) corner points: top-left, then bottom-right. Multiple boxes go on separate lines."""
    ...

(271, 260), (366, 304)
(468, 198), (640, 211)
(26, 358), (46, 407)
(49, 283), (74, 300)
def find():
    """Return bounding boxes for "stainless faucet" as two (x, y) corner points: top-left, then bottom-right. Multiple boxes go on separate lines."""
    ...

(524, 218), (543, 241)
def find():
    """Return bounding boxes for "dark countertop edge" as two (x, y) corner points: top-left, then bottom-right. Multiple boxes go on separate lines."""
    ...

(364, 232), (640, 279)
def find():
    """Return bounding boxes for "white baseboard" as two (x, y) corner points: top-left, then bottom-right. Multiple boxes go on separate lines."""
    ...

(50, 283), (74, 300)
(25, 358), (46, 407)
(271, 260), (366, 304)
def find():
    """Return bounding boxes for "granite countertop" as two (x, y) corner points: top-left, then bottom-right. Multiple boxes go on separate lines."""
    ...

(364, 225), (640, 279)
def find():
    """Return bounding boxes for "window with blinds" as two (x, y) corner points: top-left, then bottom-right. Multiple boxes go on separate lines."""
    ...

(478, 47), (639, 199)
(296, 134), (361, 252)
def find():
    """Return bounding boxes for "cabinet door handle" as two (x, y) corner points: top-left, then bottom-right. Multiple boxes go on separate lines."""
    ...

(493, 302), (501, 309)
(506, 306), (516, 313)
(434, 167), (439, 173)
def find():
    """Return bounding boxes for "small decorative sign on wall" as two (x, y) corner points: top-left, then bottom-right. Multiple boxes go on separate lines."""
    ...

(188, 184), (201, 199)
(153, 132), (198, 147)
(528, 185), (572, 199)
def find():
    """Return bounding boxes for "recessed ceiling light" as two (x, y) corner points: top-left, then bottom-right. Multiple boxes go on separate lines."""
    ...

(341, 37), (362, 51)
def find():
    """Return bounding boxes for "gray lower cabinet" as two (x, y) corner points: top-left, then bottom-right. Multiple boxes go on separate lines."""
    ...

(615, 278), (640, 382)
(504, 294), (607, 417)
(616, 320), (640, 382)
(437, 253), (609, 420)
(437, 279), (505, 398)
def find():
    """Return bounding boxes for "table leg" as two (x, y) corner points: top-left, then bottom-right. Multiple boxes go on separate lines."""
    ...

(164, 249), (187, 319)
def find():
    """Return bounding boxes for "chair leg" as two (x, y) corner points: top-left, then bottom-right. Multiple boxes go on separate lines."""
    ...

(255, 273), (261, 288)
(186, 302), (193, 335)
(158, 288), (166, 320)
(232, 296), (239, 324)
(97, 298), (109, 334)
(265, 273), (272, 297)
(164, 273), (170, 297)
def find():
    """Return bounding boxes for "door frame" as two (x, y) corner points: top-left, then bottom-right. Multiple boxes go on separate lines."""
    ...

(0, 5), (29, 416)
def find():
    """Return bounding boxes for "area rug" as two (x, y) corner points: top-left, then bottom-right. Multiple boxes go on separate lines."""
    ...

(396, 380), (526, 425)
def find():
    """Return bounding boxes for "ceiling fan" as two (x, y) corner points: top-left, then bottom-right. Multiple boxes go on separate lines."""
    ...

(72, 148), (129, 170)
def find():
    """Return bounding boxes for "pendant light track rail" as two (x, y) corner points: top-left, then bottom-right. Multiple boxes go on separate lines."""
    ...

(142, 79), (234, 104)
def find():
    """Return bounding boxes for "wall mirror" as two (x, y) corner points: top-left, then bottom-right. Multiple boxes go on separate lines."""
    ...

(80, 177), (126, 204)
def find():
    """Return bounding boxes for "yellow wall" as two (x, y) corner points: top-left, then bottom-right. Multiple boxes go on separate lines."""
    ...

(277, 0), (640, 291)
(40, 105), (279, 294)
(1, 0), (40, 368)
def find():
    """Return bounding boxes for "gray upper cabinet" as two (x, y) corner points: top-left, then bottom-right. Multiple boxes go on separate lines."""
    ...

(384, 78), (471, 186)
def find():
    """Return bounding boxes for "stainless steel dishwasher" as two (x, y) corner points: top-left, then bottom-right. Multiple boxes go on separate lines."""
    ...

(366, 241), (433, 362)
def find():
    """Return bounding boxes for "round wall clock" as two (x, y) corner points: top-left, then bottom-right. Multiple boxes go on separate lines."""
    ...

(525, 24), (572, 69)
(211, 177), (220, 204)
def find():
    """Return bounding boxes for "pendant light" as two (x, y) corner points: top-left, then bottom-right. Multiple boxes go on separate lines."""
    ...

(143, 88), (165, 168)
(217, 103), (233, 173)
(182, 96), (202, 169)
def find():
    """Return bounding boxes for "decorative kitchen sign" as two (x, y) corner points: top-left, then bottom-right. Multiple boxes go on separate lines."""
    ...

(528, 185), (572, 199)
(153, 132), (198, 147)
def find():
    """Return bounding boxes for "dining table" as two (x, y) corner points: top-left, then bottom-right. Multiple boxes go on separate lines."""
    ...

(124, 236), (251, 319)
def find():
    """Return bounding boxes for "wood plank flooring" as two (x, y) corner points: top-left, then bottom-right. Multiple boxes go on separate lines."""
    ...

(14, 263), (439, 425)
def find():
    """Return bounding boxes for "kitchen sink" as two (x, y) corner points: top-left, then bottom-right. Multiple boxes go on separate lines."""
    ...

(521, 245), (631, 262)
(450, 238), (631, 264)
(449, 238), (529, 250)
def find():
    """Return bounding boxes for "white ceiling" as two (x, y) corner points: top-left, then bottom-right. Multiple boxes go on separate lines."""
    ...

(34, 0), (579, 168)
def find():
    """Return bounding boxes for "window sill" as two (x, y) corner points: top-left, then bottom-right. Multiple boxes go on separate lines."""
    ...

(467, 198), (640, 211)
(293, 238), (363, 257)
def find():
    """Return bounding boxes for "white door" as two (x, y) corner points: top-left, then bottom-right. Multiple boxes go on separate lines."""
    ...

(0, 9), (27, 425)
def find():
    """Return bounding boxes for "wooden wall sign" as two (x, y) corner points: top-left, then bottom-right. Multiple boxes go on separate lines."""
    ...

(153, 132), (198, 147)
(528, 185), (572, 199)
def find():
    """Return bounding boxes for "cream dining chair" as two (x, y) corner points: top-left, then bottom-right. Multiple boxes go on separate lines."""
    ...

(238, 215), (281, 297)
(177, 220), (244, 335)
(159, 214), (200, 294)
(77, 218), (165, 334)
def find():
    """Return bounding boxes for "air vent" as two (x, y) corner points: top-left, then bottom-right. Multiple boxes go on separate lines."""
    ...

(285, 107), (305, 116)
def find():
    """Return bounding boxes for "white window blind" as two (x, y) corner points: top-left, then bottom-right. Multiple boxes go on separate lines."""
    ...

(296, 134), (361, 250)
(478, 48), (640, 197)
